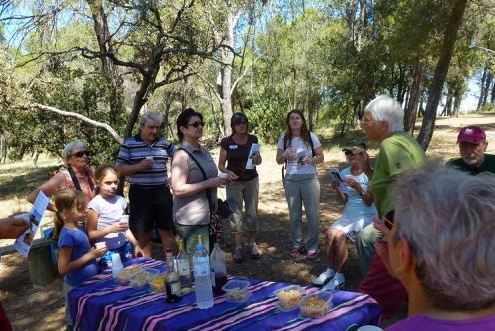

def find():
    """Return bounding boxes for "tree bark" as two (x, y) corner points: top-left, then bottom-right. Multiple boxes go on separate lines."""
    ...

(453, 87), (461, 117)
(87, 0), (124, 123)
(404, 63), (423, 133)
(416, 0), (468, 150)
(482, 71), (492, 108)
(442, 85), (454, 116)
(477, 65), (488, 112)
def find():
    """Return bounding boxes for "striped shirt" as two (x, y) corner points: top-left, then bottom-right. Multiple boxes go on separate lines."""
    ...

(116, 135), (175, 186)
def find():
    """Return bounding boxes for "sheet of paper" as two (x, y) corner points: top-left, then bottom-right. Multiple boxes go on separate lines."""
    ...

(13, 190), (50, 257)
(329, 168), (348, 193)
(245, 143), (260, 170)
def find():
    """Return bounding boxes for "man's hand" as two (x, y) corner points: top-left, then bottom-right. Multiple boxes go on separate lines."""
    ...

(0, 214), (30, 239)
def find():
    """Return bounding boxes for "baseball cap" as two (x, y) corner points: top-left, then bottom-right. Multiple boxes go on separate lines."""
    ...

(457, 125), (486, 144)
(342, 141), (367, 153)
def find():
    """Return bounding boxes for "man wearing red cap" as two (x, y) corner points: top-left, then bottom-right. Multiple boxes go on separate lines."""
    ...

(447, 125), (495, 175)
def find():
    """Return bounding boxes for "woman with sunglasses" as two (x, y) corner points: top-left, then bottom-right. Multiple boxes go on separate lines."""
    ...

(276, 109), (324, 260)
(28, 140), (95, 212)
(312, 143), (377, 290)
(171, 108), (231, 254)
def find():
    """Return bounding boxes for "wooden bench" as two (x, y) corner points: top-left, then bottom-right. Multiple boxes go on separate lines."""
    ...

(0, 237), (57, 286)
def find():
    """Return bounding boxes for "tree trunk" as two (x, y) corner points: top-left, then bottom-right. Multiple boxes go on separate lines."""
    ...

(482, 71), (492, 108)
(491, 79), (495, 104)
(87, 0), (124, 123)
(453, 87), (461, 117)
(397, 65), (407, 103)
(161, 102), (171, 138)
(477, 65), (488, 112)
(416, 0), (468, 150)
(442, 85), (454, 116)
(404, 63), (423, 133)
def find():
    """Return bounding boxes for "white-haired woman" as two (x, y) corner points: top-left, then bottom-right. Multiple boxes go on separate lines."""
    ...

(357, 95), (426, 319)
(28, 140), (95, 212)
(383, 163), (495, 330)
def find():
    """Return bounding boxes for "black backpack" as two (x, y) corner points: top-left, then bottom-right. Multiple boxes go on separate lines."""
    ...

(281, 132), (316, 180)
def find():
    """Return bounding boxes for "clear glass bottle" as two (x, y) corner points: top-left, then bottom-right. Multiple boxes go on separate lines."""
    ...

(193, 235), (214, 309)
(165, 249), (182, 303)
(175, 239), (192, 288)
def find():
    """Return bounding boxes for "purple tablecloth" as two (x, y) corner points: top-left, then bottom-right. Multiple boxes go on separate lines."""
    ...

(68, 258), (381, 331)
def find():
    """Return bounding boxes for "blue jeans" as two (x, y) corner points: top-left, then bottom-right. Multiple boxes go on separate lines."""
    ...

(283, 174), (321, 252)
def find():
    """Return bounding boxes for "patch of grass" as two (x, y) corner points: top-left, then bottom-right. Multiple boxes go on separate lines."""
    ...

(0, 155), (60, 200)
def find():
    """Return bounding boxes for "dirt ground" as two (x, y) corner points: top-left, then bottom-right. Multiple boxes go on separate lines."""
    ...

(1, 113), (495, 330)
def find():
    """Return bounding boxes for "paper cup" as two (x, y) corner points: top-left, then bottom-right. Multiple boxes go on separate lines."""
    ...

(95, 242), (107, 250)
(120, 215), (129, 225)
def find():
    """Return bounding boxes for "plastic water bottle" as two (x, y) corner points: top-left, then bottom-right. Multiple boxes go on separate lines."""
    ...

(111, 253), (124, 278)
(193, 235), (213, 309)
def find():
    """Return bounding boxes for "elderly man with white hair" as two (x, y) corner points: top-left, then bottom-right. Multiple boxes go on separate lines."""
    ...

(116, 112), (177, 257)
(357, 95), (426, 319)
(383, 162), (495, 330)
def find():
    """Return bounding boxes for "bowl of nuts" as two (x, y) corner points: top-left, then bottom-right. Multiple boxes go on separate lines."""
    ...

(299, 290), (334, 319)
(274, 285), (305, 311)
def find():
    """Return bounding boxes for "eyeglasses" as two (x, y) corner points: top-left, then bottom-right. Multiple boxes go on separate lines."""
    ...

(384, 210), (395, 230)
(71, 150), (91, 158)
(187, 121), (204, 128)
(360, 120), (382, 127)
(344, 151), (354, 156)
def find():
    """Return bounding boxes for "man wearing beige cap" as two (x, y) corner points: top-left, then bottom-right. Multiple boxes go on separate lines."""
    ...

(447, 125), (495, 175)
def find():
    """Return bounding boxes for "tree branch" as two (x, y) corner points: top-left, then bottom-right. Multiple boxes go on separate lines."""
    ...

(196, 72), (224, 104)
(231, 60), (255, 94)
(15, 103), (123, 144)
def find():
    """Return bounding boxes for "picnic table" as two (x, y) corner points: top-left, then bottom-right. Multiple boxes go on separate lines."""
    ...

(68, 258), (381, 331)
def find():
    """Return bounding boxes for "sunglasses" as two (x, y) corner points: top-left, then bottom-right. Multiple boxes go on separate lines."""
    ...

(72, 150), (91, 158)
(383, 210), (395, 230)
(187, 121), (204, 128)
(344, 150), (354, 156)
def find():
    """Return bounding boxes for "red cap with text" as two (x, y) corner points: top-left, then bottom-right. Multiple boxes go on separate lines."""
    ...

(457, 125), (486, 143)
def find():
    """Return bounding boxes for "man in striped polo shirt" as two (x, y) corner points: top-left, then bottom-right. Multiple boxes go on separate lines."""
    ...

(116, 112), (177, 257)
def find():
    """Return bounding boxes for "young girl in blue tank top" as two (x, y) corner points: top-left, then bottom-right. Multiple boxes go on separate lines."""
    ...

(86, 164), (143, 271)
(54, 188), (107, 328)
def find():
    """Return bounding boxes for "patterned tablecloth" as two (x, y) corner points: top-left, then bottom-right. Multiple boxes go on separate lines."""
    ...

(68, 258), (381, 331)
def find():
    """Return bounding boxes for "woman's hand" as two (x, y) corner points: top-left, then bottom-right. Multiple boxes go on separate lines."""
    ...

(209, 176), (231, 188)
(284, 147), (296, 161)
(301, 156), (315, 165)
(330, 180), (339, 191)
(343, 177), (362, 192)
(224, 170), (239, 181)
(251, 154), (262, 165)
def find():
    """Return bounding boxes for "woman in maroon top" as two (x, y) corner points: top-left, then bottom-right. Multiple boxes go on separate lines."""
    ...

(218, 113), (262, 263)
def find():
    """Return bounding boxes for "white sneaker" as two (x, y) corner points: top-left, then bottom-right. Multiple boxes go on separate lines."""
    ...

(312, 268), (336, 286)
(322, 272), (346, 290)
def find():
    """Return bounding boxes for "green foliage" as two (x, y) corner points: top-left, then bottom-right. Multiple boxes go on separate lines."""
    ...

(480, 103), (495, 113)
(247, 95), (288, 144)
